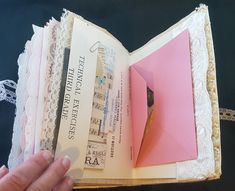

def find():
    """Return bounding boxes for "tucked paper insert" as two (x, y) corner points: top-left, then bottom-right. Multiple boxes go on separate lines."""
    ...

(131, 30), (198, 167)
(55, 17), (98, 179)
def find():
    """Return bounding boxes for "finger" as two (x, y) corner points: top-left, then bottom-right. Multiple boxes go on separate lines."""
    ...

(0, 165), (9, 179)
(53, 176), (74, 191)
(0, 150), (53, 191)
(27, 155), (71, 191)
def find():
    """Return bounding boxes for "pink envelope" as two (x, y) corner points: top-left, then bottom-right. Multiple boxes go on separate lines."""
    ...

(130, 30), (197, 167)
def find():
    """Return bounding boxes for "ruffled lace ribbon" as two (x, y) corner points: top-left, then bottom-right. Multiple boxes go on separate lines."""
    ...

(0, 80), (17, 104)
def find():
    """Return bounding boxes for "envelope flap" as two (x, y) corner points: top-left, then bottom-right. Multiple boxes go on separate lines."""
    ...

(130, 67), (148, 165)
(136, 122), (198, 166)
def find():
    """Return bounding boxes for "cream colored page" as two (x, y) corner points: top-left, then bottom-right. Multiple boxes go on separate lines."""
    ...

(55, 17), (133, 179)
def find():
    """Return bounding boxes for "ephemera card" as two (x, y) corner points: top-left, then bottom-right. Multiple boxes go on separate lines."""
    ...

(55, 17), (133, 179)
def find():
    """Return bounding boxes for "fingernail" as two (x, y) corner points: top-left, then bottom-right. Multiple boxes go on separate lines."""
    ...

(67, 177), (74, 187)
(0, 165), (7, 171)
(62, 155), (71, 169)
(42, 150), (53, 163)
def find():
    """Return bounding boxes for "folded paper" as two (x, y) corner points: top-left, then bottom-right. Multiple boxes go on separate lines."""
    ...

(130, 30), (198, 167)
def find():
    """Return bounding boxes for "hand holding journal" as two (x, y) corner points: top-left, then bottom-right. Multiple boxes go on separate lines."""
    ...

(8, 4), (221, 188)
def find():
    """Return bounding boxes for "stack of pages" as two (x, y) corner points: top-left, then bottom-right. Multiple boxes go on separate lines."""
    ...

(8, 4), (221, 188)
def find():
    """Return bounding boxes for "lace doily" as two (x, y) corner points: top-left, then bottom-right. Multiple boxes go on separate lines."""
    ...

(173, 7), (215, 180)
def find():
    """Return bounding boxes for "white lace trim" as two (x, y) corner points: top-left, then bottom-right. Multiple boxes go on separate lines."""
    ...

(34, 19), (59, 154)
(0, 80), (17, 104)
(8, 40), (32, 169)
(40, 10), (74, 152)
(23, 25), (43, 161)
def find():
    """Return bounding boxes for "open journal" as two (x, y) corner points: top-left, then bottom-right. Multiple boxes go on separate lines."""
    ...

(8, 4), (221, 188)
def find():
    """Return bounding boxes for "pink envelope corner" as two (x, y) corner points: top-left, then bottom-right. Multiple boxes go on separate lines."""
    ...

(130, 30), (198, 167)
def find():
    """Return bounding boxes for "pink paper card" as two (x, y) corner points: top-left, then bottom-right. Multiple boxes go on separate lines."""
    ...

(130, 30), (197, 167)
